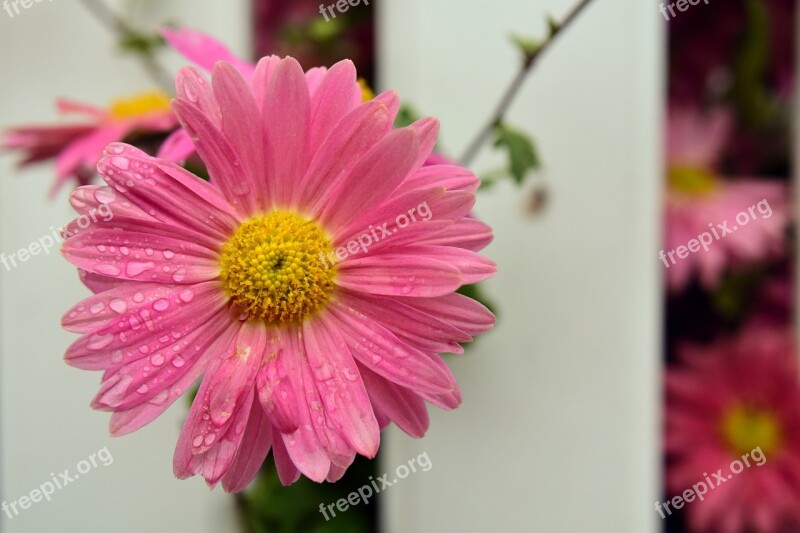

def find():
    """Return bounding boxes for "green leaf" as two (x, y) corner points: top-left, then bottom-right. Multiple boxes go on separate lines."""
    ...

(492, 123), (540, 185)
(732, 0), (776, 127)
(118, 32), (165, 55)
(457, 282), (497, 318)
(510, 34), (542, 59)
(394, 104), (421, 129)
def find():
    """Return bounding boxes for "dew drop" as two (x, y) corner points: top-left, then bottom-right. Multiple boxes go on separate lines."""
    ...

(125, 261), (155, 277)
(88, 333), (114, 350)
(172, 268), (187, 282)
(109, 299), (127, 314)
(95, 186), (116, 203)
(95, 264), (121, 276)
(110, 156), (129, 170)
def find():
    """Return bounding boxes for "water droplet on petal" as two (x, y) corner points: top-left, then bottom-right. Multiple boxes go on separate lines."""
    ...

(172, 268), (187, 282)
(95, 264), (121, 276)
(109, 299), (127, 314)
(153, 299), (169, 311)
(178, 289), (194, 303)
(110, 156), (129, 170)
(125, 261), (155, 277)
(172, 356), (186, 368)
(95, 186), (116, 203)
(88, 333), (114, 350)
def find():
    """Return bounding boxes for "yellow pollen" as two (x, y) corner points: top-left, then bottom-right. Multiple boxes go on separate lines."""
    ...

(668, 165), (718, 197)
(358, 78), (375, 102)
(109, 90), (172, 120)
(219, 211), (336, 325)
(720, 404), (782, 456)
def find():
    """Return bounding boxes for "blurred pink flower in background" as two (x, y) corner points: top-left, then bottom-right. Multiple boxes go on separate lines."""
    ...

(664, 108), (789, 291)
(666, 326), (800, 532)
(2, 92), (176, 196)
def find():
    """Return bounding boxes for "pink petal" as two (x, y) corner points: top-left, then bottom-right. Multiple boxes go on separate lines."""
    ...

(174, 67), (221, 126)
(174, 323), (265, 484)
(256, 335), (300, 433)
(62, 229), (219, 285)
(271, 431), (301, 486)
(161, 26), (255, 78)
(156, 129), (196, 163)
(336, 252), (463, 297)
(399, 292), (496, 337)
(263, 57), (311, 207)
(337, 292), (469, 354)
(294, 99), (394, 212)
(359, 365), (429, 438)
(398, 164), (479, 194)
(212, 62), (268, 213)
(327, 302), (455, 396)
(97, 143), (240, 240)
(63, 281), (227, 370)
(221, 404), (273, 492)
(169, 101), (259, 217)
(302, 315), (380, 458)
(318, 127), (420, 232)
(308, 60), (361, 157)
(407, 118), (439, 172)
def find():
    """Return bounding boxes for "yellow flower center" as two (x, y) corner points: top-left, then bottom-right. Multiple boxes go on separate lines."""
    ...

(358, 78), (375, 102)
(219, 211), (336, 325)
(668, 165), (717, 197)
(720, 404), (782, 456)
(109, 90), (172, 120)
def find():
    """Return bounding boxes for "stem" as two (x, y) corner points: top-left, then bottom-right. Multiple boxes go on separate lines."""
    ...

(459, 0), (595, 166)
(78, 0), (173, 92)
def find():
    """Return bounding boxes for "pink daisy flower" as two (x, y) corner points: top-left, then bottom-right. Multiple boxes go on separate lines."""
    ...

(666, 327), (800, 532)
(664, 108), (789, 291)
(2, 92), (177, 196)
(61, 57), (496, 492)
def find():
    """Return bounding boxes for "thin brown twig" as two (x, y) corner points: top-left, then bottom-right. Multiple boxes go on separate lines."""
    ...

(459, 0), (596, 167)
(78, 0), (173, 91)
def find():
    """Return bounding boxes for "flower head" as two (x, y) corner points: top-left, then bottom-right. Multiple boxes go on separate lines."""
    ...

(666, 326), (800, 531)
(664, 108), (788, 291)
(61, 56), (496, 491)
(3, 92), (176, 196)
